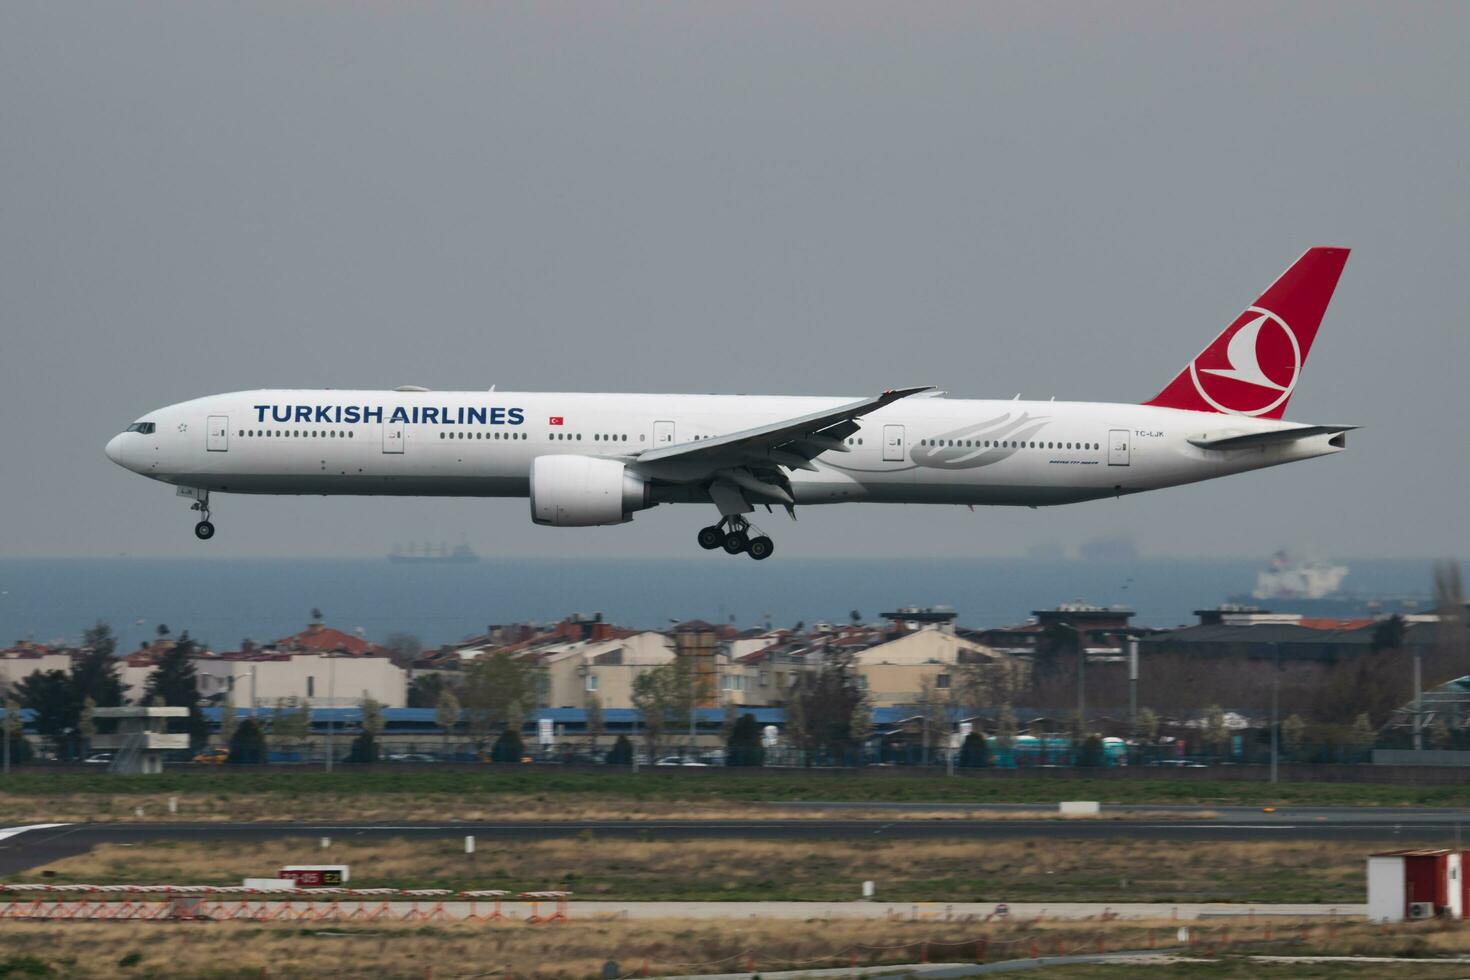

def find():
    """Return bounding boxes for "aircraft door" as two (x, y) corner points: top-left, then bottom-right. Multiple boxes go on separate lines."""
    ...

(653, 420), (675, 447)
(1108, 429), (1131, 466)
(383, 422), (405, 454)
(882, 424), (905, 462)
(206, 415), (229, 452)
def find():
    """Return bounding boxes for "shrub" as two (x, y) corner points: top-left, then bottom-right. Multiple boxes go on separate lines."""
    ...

(490, 728), (524, 764)
(957, 730), (990, 768)
(227, 719), (267, 765)
(725, 714), (765, 767)
(605, 734), (633, 766)
(346, 731), (378, 765)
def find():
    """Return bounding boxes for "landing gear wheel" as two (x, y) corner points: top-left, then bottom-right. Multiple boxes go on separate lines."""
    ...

(194, 521), (215, 541)
(722, 530), (749, 555)
(697, 525), (726, 550)
(747, 536), (774, 561)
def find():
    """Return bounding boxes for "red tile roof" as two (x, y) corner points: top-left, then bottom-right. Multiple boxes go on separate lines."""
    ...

(275, 623), (378, 656)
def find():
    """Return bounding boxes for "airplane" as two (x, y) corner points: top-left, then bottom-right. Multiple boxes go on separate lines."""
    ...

(105, 247), (1353, 560)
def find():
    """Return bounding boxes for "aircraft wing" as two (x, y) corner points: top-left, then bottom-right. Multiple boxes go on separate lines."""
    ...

(632, 386), (932, 510)
(1188, 424), (1357, 450)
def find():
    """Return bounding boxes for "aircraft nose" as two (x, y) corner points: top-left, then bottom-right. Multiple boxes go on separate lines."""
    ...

(105, 434), (125, 466)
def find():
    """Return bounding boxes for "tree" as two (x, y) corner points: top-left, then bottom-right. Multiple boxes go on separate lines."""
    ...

(360, 697), (386, 737)
(228, 718), (267, 764)
(996, 704), (1018, 757)
(1282, 713), (1307, 761)
(720, 700), (739, 744)
(346, 730), (378, 764)
(434, 688), (461, 755)
(3, 698), (31, 767)
(605, 734), (633, 766)
(585, 695), (605, 752)
(1201, 705), (1231, 758)
(407, 673), (452, 708)
(14, 670), (79, 758)
(462, 653), (538, 746)
(144, 631), (209, 749)
(916, 676), (952, 766)
(75, 623), (125, 710)
(219, 701), (238, 746)
(849, 698), (873, 759)
(631, 659), (696, 760)
(958, 729), (990, 768)
(1351, 712), (1378, 753)
(1075, 733), (1106, 768)
(726, 713), (765, 767)
(384, 633), (424, 670)
(1134, 708), (1160, 742)
(785, 652), (867, 764)
(1429, 717), (1453, 750)
(270, 698), (311, 751)
(79, 697), (97, 748)
(490, 727), (524, 763)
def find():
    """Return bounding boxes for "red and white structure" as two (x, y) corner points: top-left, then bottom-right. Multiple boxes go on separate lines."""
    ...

(1367, 849), (1466, 922)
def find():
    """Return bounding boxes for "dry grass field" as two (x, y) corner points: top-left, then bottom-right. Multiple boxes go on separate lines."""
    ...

(1, 916), (1469, 979)
(16, 835), (1369, 903)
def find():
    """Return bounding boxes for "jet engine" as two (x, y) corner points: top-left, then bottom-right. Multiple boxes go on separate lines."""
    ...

(529, 455), (652, 527)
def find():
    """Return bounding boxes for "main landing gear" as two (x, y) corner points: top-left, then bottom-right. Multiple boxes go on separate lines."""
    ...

(697, 516), (774, 561)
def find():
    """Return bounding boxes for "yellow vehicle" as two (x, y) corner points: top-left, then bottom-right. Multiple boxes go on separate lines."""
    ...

(193, 747), (229, 765)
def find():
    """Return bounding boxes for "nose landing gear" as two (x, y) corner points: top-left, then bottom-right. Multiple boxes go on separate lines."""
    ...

(181, 488), (215, 540)
(696, 516), (774, 560)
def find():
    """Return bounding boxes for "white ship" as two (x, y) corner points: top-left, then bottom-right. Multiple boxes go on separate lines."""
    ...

(1252, 550), (1349, 601)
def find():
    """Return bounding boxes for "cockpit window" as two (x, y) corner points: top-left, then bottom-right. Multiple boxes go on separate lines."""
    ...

(125, 422), (156, 434)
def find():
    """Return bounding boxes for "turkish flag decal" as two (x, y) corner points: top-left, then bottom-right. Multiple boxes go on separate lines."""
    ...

(548, 416), (564, 426)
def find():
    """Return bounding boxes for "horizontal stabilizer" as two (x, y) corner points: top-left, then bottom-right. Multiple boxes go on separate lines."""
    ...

(1188, 424), (1357, 450)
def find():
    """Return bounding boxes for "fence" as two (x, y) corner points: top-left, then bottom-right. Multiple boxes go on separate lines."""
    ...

(0, 884), (570, 924)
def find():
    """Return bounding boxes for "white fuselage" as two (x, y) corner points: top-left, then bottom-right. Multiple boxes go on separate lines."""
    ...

(105, 388), (1345, 509)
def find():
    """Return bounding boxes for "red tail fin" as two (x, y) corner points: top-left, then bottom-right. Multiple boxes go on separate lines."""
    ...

(1145, 247), (1349, 418)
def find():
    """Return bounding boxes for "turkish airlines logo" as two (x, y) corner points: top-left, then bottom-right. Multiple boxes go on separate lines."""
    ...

(1188, 306), (1301, 417)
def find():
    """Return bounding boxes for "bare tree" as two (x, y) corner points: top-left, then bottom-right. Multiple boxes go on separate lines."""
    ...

(360, 697), (386, 737)
(995, 704), (1018, 751)
(1282, 714), (1307, 760)
(1134, 707), (1160, 742)
(1201, 705), (1230, 758)
(585, 694), (604, 752)
(434, 687), (461, 756)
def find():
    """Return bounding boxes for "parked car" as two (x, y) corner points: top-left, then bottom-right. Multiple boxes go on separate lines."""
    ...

(385, 753), (437, 763)
(655, 756), (708, 767)
(82, 752), (113, 765)
(192, 747), (229, 764)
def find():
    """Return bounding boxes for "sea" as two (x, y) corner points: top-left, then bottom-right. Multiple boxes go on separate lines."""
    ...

(0, 557), (1444, 653)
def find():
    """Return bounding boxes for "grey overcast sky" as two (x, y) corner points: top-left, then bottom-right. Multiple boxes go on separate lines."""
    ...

(1, 2), (1466, 561)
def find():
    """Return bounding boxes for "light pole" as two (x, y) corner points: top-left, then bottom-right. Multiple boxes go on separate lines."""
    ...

(325, 653), (336, 773)
(1414, 647), (1424, 752)
(2, 699), (13, 775)
(1269, 642), (1281, 784)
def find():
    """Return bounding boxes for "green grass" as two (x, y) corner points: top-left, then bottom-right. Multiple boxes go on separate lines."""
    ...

(5, 767), (1470, 807)
(1027, 962), (1470, 979)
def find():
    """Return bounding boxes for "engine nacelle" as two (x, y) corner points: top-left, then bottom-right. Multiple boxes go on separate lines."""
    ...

(530, 455), (652, 527)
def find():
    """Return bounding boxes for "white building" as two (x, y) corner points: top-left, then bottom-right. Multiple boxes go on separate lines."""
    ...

(0, 648), (73, 696)
(194, 654), (407, 709)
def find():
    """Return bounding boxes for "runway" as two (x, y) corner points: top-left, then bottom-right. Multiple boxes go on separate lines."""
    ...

(4, 808), (1470, 876)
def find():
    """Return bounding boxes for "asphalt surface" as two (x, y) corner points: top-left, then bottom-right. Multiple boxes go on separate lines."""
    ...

(5, 807), (1470, 876)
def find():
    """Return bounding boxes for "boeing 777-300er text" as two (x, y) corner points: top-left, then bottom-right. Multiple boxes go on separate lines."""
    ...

(106, 247), (1354, 560)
